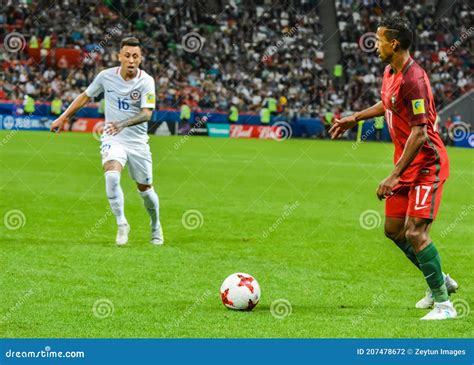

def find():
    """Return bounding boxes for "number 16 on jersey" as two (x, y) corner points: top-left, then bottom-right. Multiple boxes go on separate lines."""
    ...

(118, 98), (130, 110)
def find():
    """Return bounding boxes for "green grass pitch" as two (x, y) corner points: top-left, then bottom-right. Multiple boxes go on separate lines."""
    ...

(0, 130), (472, 338)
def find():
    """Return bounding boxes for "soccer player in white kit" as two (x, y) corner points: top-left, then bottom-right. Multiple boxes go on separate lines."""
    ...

(50, 37), (163, 246)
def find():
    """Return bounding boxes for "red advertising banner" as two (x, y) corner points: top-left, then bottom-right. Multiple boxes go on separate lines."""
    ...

(230, 124), (277, 139)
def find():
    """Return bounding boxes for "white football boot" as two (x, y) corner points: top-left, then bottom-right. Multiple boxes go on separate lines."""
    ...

(415, 273), (459, 309)
(420, 300), (457, 320)
(416, 289), (434, 309)
(416, 274), (458, 309)
(151, 225), (164, 245)
(116, 223), (130, 246)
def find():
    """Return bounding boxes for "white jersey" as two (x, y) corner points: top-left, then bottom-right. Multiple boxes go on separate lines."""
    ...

(85, 66), (156, 145)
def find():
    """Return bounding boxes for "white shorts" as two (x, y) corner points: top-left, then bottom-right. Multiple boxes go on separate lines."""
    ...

(100, 141), (153, 185)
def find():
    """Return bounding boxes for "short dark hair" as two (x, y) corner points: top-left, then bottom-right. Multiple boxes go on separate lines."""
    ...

(377, 16), (413, 50)
(120, 37), (141, 49)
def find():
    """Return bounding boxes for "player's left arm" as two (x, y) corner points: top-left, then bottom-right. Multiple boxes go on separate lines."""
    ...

(376, 125), (427, 200)
(106, 108), (153, 135)
(376, 71), (430, 200)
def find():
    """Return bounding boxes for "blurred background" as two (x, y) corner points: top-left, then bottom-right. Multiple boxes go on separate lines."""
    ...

(0, 0), (472, 145)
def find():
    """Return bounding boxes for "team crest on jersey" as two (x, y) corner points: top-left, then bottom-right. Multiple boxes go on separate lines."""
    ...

(391, 94), (399, 112)
(411, 99), (425, 115)
(130, 89), (141, 100)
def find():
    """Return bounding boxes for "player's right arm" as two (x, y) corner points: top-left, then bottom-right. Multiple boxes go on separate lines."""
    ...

(329, 101), (385, 139)
(50, 92), (90, 133)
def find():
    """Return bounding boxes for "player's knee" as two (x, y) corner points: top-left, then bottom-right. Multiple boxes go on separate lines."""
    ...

(137, 183), (152, 192)
(405, 227), (425, 246)
(384, 225), (404, 242)
(384, 229), (397, 242)
(103, 160), (122, 173)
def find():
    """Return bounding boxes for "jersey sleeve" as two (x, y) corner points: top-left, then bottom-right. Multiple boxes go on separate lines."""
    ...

(141, 76), (156, 109)
(85, 71), (104, 98)
(401, 71), (429, 127)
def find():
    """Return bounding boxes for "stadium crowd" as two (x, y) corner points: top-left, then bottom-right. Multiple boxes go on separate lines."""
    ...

(0, 0), (472, 120)
(337, 0), (473, 112)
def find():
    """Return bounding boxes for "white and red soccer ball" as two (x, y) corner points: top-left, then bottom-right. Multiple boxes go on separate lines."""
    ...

(220, 273), (261, 311)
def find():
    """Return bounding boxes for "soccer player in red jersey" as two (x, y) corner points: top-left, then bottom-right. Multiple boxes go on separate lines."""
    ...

(330, 17), (458, 320)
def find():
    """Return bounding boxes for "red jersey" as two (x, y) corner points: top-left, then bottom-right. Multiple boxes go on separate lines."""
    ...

(381, 58), (449, 185)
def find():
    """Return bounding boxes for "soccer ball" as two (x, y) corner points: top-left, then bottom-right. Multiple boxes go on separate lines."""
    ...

(220, 273), (261, 311)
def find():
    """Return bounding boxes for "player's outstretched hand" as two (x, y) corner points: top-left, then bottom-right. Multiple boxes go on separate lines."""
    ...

(104, 121), (126, 136)
(376, 174), (400, 200)
(50, 116), (68, 133)
(329, 115), (358, 139)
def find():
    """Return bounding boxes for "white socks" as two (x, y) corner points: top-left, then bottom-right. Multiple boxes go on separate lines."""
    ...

(105, 171), (127, 226)
(105, 171), (160, 230)
(139, 188), (160, 229)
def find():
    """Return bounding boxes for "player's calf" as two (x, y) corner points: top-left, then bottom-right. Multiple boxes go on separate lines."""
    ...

(384, 217), (420, 270)
(406, 217), (452, 318)
(105, 170), (127, 227)
(138, 184), (164, 245)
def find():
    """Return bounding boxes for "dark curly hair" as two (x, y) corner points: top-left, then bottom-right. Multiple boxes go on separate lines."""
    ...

(377, 16), (413, 50)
